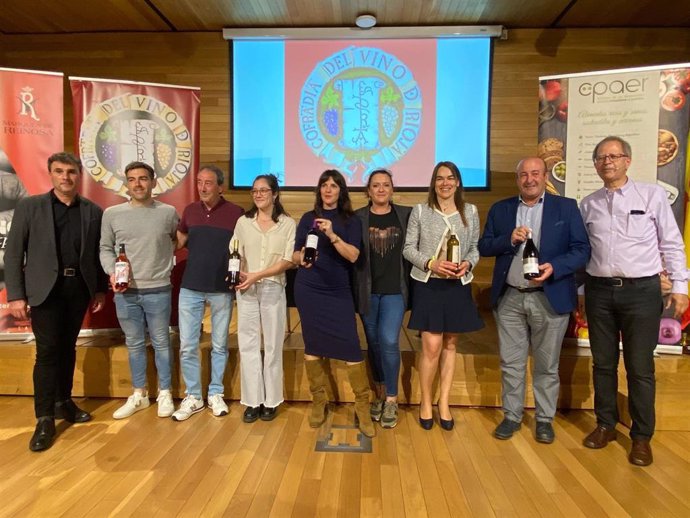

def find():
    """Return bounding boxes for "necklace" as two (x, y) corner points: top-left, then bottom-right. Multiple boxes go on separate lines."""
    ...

(370, 204), (392, 215)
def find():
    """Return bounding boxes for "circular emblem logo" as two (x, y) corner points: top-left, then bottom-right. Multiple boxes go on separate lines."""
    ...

(299, 46), (422, 184)
(79, 93), (192, 198)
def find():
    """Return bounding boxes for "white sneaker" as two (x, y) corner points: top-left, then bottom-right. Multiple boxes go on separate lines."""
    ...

(113, 391), (150, 419)
(171, 395), (205, 421)
(156, 389), (174, 418)
(208, 394), (229, 417)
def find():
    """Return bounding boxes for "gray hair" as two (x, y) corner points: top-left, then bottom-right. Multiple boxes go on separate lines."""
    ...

(592, 136), (632, 161)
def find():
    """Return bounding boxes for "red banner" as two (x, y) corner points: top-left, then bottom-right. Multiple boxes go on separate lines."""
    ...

(70, 77), (201, 328)
(0, 67), (64, 335)
(70, 78), (200, 209)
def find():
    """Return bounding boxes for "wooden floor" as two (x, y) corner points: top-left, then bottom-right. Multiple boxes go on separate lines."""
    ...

(1, 397), (688, 518)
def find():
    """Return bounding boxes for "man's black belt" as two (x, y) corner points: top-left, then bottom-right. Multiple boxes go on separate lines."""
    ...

(60, 268), (78, 277)
(587, 274), (658, 287)
(507, 284), (543, 293)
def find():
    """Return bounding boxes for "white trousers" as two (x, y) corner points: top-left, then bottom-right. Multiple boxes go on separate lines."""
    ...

(236, 281), (286, 408)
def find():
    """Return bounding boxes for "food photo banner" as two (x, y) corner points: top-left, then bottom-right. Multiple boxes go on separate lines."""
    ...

(0, 67), (64, 337)
(538, 63), (690, 231)
(538, 63), (690, 351)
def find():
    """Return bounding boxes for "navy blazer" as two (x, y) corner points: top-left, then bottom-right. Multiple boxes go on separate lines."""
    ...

(5, 192), (108, 306)
(478, 193), (590, 314)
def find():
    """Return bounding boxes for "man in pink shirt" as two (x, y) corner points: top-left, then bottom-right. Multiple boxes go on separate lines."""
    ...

(579, 136), (688, 466)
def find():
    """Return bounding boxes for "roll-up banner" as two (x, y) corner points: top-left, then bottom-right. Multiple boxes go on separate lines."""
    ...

(538, 64), (690, 352)
(0, 67), (64, 336)
(70, 77), (201, 329)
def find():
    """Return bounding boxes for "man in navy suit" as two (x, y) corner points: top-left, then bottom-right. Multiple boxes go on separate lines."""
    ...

(5, 152), (108, 452)
(479, 157), (590, 443)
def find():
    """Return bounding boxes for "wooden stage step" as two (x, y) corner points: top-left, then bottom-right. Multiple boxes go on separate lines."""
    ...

(1, 309), (687, 430)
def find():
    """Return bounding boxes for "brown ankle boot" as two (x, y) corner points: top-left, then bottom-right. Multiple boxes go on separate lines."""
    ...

(346, 362), (376, 438)
(305, 359), (329, 427)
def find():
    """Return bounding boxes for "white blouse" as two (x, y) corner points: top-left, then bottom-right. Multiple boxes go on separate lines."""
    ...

(232, 213), (296, 286)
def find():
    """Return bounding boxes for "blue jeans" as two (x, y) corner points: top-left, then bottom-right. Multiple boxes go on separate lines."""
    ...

(178, 287), (232, 398)
(115, 289), (173, 391)
(360, 293), (405, 397)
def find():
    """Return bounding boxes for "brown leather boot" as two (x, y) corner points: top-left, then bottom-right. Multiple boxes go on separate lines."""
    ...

(305, 359), (329, 428)
(346, 362), (376, 438)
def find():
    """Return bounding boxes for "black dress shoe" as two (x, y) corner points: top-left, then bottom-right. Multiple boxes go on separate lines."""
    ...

(243, 406), (261, 423)
(440, 417), (455, 431)
(29, 417), (56, 452)
(494, 418), (521, 440)
(419, 416), (433, 430)
(260, 405), (277, 421)
(535, 422), (555, 444)
(55, 399), (92, 423)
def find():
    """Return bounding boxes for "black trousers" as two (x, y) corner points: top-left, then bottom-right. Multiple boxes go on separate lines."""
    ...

(585, 275), (662, 439)
(30, 276), (91, 418)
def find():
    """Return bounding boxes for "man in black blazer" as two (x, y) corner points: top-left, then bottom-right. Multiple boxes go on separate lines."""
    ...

(5, 152), (107, 452)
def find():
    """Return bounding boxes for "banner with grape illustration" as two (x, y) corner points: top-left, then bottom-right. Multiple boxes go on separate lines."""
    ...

(0, 68), (64, 336)
(232, 38), (491, 188)
(70, 77), (200, 210)
(70, 77), (200, 329)
(285, 39), (436, 186)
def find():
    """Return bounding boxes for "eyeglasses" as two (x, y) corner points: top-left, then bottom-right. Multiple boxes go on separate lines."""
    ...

(593, 154), (628, 163)
(250, 188), (272, 196)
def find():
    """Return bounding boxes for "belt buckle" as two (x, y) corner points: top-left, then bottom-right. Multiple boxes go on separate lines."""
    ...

(611, 277), (623, 287)
(63, 268), (76, 277)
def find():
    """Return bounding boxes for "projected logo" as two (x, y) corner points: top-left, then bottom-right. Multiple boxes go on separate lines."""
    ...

(79, 93), (193, 198)
(299, 46), (422, 183)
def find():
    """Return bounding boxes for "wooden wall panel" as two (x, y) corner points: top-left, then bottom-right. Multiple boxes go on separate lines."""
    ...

(2, 28), (689, 286)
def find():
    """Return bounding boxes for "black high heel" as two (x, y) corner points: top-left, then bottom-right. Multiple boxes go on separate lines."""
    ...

(419, 416), (433, 430)
(440, 417), (455, 431)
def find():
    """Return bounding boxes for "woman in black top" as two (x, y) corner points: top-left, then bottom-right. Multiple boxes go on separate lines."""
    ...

(354, 170), (411, 429)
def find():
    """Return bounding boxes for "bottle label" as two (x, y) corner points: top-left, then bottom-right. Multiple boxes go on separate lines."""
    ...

(523, 257), (539, 274)
(114, 261), (129, 283)
(228, 258), (240, 273)
(306, 234), (318, 249)
(449, 246), (459, 264)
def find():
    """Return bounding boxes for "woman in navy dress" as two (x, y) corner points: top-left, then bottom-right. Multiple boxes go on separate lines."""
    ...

(292, 169), (375, 437)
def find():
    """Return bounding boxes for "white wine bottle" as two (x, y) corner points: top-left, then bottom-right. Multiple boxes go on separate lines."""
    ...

(446, 226), (460, 265)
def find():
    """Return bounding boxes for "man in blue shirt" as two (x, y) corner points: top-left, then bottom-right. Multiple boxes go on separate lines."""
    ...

(479, 157), (590, 443)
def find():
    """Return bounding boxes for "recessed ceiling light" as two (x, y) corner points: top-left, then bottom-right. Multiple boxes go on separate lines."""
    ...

(355, 14), (377, 29)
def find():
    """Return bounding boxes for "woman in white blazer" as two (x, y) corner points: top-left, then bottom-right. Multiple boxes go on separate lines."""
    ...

(403, 161), (484, 431)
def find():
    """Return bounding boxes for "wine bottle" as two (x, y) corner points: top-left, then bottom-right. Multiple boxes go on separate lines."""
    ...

(227, 239), (241, 289)
(304, 220), (319, 265)
(522, 230), (539, 280)
(446, 225), (460, 265)
(114, 244), (130, 290)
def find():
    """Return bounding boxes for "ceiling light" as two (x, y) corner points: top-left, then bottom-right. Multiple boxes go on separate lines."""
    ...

(355, 14), (377, 29)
